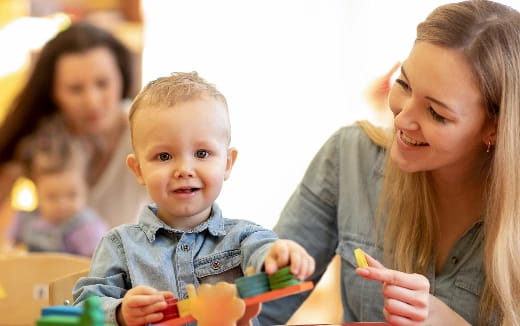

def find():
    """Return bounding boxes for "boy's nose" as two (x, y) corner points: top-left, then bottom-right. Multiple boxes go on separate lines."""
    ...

(173, 164), (194, 178)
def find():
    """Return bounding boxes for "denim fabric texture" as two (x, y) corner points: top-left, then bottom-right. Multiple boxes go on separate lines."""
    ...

(73, 203), (277, 325)
(259, 124), (484, 326)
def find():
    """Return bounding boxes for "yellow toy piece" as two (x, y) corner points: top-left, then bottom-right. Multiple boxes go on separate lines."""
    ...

(176, 297), (192, 317)
(188, 282), (245, 326)
(354, 248), (369, 268)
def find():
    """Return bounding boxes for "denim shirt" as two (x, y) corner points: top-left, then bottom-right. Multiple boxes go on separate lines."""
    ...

(259, 124), (485, 326)
(73, 203), (277, 325)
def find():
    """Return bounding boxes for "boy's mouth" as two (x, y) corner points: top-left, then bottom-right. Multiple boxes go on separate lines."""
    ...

(173, 187), (200, 193)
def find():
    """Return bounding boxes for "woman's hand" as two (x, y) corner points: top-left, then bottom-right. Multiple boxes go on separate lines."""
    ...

(356, 252), (429, 326)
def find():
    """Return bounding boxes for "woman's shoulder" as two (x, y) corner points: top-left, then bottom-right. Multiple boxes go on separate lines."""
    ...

(327, 121), (388, 177)
(326, 121), (390, 162)
(334, 121), (391, 149)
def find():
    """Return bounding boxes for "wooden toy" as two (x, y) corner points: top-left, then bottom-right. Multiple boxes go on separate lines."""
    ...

(36, 296), (114, 326)
(156, 267), (314, 326)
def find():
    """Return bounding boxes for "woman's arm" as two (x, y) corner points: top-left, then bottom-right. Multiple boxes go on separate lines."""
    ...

(259, 131), (343, 324)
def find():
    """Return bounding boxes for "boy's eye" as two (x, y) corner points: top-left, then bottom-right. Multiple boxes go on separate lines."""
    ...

(195, 150), (210, 159)
(158, 152), (171, 161)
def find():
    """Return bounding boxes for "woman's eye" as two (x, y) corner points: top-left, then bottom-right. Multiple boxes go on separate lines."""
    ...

(158, 152), (171, 161)
(395, 79), (410, 91)
(429, 106), (447, 123)
(96, 78), (109, 89)
(195, 150), (210, 159)
(67, 85), (83, 94)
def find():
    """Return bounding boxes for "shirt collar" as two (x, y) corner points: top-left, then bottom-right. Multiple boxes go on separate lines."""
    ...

(138, 203), (227, 243)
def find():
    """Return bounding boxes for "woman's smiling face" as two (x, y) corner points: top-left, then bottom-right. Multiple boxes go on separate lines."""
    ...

(388, 41), (495, 175)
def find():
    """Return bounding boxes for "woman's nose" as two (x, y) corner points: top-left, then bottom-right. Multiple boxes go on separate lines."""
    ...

(393, 100), (420, 131)
(83, 87), (102, 111)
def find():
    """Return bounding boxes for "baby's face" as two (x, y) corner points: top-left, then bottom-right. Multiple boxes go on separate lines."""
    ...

(36, 169), (88, 223)
(128, 97), (236, 229)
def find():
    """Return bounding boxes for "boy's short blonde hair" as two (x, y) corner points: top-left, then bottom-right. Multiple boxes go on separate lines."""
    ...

(129, 72), (229, 137)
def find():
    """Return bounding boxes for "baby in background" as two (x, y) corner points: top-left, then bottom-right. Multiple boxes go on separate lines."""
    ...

(8, 116), (108, 256)
(73, 72), (315, 326)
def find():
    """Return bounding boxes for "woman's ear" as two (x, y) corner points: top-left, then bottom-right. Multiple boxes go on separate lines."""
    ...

(126, 154), (145, 185)
(483, 117), (497, 147)
(224, 148), (238, 180)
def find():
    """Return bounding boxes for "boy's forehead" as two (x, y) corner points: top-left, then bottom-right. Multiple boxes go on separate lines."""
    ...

(131, 97), (232, 140)
(133, 97), (230, 125)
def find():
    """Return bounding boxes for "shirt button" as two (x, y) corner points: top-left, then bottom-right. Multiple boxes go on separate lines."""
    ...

(211, 261), (221, 270)
(181, 244), (190, 251)
(451, 256), (459, 264)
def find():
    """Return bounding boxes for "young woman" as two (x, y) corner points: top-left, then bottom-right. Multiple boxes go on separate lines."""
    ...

(260, 1), (520, 325)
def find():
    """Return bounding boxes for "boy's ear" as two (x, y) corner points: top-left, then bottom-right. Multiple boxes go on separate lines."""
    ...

(224, 147), (238, 180)
(126, 154), (145, 185)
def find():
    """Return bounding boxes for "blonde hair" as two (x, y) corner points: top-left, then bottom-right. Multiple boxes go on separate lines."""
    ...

(366, 1), (520, 325)
(128, 71), (229, 144)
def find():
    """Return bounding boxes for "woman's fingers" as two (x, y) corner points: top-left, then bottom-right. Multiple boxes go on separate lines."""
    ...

(355, 256), (430, 326)
(357, 267), (429, 291)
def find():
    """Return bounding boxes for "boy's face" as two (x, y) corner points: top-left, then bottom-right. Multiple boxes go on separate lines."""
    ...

(127, 97), (237, 229)
(36, 169), (88, 223)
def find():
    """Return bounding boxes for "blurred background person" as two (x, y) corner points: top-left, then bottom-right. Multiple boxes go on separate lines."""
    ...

(8, 115), (107, 256)
(0, 22), (149, 229)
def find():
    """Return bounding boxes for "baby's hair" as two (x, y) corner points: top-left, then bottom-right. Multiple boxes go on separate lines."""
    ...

(16, 115), (88, 181)
(128, 71), (229, 133)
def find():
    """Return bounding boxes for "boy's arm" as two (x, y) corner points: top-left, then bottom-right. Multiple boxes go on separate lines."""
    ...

(72, 231), (130, 324)
(235, 221), (278, 273)
(236, 222), (315, 278)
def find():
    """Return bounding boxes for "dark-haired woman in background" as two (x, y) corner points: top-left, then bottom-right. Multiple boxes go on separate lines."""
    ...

(0, 23), (148, 228)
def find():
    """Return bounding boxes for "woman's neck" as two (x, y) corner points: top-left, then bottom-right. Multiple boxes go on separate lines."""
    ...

(84, 111), (127, 186)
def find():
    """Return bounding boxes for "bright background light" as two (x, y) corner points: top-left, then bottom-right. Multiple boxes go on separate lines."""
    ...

(140, 0), (518, 228)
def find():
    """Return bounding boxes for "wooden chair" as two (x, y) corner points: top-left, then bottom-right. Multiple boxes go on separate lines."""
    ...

(0, 252), (90, 326)
(48, 268), (89, 306)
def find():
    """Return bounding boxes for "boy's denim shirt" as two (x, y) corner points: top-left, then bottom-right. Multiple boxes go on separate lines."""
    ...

(73, 203), (277, 325)
(259, 124), (485, 326)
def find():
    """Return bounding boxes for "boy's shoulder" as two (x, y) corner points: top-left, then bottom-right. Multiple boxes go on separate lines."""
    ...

(221, 217), (276, 238)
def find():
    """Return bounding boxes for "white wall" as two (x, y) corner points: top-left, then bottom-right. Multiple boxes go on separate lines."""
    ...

(141, 0), (519, 228)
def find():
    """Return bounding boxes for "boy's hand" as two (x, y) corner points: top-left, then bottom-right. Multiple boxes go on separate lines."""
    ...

(116, 285), (173, 326)
(263, 239), (315, 280)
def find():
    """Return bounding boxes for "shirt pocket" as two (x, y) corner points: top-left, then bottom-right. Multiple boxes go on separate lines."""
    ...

(451, 267), (483, 325)
(337, 238), (384, 321)
(194, 249), (243, 285)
